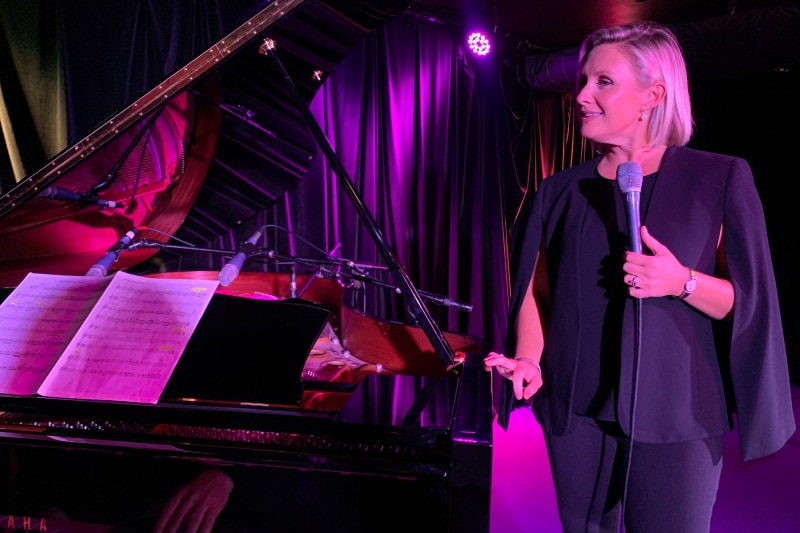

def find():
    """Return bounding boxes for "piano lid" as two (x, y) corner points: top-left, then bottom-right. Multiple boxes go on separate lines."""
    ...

(0, 0), (409, 287)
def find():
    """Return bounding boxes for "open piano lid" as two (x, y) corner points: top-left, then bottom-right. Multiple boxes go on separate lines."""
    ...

(0, 0), (466, 375)
(0, 0), (408, 286)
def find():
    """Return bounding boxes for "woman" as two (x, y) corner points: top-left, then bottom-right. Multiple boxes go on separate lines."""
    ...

(484, 21), (795, 533)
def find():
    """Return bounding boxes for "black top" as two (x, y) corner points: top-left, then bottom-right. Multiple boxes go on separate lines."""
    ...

(499, 146), (795, 461)
(572, 171), (657, 420)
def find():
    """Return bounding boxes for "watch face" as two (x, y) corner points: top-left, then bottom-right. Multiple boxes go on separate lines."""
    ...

(685, 278), (697, 293)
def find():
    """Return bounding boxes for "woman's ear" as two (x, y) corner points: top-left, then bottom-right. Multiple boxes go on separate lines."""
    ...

(648, 82), (666, 107)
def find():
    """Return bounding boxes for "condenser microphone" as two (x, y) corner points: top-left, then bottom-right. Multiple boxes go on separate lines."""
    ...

(616, 161), (643, 253)
(85, 229), (138, 277)
(39, 186), (123, 209)
(218, 228), (263, 287)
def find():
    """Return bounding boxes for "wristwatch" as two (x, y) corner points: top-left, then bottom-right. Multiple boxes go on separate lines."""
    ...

(676, 268), (697, 300)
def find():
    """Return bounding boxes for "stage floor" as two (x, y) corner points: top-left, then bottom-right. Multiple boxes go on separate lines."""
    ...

(491, 384), (800, 533)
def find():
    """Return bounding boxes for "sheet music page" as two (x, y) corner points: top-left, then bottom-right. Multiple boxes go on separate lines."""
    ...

(37, 271), (219, 403)
(0, 272), (112, 395)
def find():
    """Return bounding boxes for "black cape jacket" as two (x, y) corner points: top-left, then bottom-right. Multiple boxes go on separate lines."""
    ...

(499, 146), (795, 461)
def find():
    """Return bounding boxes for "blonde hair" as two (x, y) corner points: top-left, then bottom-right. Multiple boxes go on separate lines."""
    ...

(578, 21), (693, 147)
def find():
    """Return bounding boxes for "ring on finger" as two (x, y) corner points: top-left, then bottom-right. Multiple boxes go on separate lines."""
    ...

(630, 275), (639, 288)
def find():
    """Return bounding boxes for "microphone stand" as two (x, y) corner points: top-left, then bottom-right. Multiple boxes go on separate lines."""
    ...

(258, 38), (462, 374)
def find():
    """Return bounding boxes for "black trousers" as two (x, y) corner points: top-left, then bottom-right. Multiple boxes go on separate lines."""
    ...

(543, 415), (724, 533)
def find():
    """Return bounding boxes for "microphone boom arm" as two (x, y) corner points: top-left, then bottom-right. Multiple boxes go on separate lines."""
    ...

(268, 251), (473, 312)
(126, 241), (472, 312)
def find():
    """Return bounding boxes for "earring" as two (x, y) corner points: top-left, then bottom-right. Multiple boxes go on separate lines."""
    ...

(641, 109), (649, 121)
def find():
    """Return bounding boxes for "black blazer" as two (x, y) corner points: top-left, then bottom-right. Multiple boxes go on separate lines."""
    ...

(499, 146), (795, 461)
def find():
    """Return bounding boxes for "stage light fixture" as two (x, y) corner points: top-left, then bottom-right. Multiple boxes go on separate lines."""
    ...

(467, 31), (491, 56)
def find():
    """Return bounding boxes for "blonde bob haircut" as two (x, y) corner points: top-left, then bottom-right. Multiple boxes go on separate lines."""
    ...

(578, 21), (694, 147)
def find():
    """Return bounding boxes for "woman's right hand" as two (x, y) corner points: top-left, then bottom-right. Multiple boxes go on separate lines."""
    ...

(483, 351), (543, 400)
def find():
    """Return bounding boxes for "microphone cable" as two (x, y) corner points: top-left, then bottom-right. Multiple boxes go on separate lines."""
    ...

(619, 297), (643, 533)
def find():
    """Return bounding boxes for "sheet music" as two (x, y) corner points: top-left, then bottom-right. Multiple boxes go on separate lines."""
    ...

(0, 271), (218, 403)
(0, 273), (111, 395)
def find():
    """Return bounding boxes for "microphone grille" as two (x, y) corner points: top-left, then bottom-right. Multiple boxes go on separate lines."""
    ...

(617, 161), (643, 193)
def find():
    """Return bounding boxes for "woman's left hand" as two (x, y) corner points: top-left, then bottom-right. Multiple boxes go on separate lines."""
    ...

(623, 225), (687, 298)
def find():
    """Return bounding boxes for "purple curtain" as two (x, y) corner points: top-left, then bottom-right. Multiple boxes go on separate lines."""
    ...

(57, 0), (262, 143)
(281, 15), (515, 350)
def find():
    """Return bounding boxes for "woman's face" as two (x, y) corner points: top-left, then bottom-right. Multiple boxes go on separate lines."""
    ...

(576, 43), (651, 148)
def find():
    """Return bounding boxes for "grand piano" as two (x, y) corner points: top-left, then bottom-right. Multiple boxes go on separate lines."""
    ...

(0, 1), (493, 531)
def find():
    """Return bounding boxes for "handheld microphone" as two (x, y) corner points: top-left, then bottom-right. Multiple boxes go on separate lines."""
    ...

(85, 229), (138, 277)
(616, 161), (644, 253)
(39, 186), (123, 209)
(218, 228), (263, 287)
